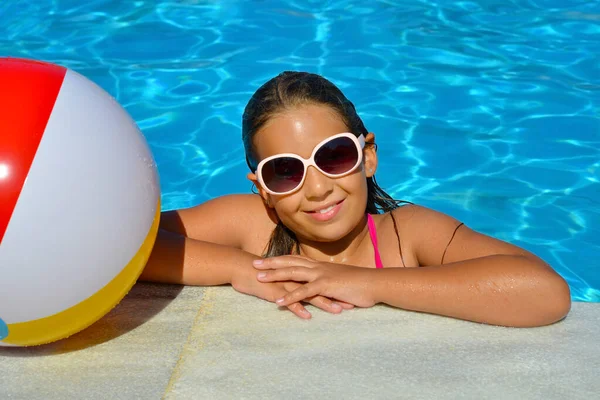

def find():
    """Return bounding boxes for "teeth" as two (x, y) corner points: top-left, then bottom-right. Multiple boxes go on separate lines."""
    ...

(318, 205), (335, 214)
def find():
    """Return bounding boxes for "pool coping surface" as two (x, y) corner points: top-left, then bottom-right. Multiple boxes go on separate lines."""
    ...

(1, 283), (599, 399)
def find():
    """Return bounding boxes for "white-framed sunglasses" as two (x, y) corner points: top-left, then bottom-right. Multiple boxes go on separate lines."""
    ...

(256, 132), (366, 196)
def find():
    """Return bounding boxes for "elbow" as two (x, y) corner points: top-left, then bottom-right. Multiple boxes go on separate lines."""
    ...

(530, 271), (572, 327)
(510, 257), (572, 327)
(545, 274), (572, 323)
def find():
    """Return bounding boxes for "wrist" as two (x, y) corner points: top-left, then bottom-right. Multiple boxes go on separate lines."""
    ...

(365, 268), (386, 305)
(368, 268), (405, 305)
(229, 256), (258, 289)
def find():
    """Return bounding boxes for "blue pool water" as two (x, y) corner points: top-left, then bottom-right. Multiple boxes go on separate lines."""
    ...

(1, 0), (598, 301)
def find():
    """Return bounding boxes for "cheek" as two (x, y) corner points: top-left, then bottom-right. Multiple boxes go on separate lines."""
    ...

(272, 193), (303, 219)
(339, 174), (370, 213)
(339, 171), (368, 194)
(273, 199), (308, 235)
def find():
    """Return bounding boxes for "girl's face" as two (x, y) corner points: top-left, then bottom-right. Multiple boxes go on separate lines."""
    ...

(248, 104), (378, 243)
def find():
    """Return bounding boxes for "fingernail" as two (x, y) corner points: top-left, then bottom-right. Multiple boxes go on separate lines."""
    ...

(275, 298), (284, 304)
(331, 303), (342, 311)
(300, 309), (310, 316)
(257, 272), (266, 279)
(253, 259), (263, 265)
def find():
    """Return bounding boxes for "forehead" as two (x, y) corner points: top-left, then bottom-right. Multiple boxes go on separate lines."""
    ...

(253, 104), (349, 160)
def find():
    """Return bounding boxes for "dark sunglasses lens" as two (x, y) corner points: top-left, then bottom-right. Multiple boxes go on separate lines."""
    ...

(262, 157), (304, 193)
(315, 137), (359, 175)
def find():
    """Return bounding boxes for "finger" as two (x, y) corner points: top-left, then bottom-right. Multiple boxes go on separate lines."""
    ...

(283, 282), (348, 313)
(286, 302), (312, 319)
(270, 285), (311, 319)
(307, 295), (343, 314)
(257, 267), (314, 283)
(253, 256), (313, 269)
(281, 281), (354, 311)
(337, 301), (355, 310)
(275, 283), (322, 306)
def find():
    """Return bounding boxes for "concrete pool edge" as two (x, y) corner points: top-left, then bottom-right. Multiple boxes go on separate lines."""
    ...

(1, 283), (598, 399)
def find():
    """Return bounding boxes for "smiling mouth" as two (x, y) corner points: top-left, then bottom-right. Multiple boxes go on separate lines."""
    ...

(306, 199), (344, 214)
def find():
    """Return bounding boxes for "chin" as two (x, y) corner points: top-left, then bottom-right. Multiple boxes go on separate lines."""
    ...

(306, 221), (355, 243)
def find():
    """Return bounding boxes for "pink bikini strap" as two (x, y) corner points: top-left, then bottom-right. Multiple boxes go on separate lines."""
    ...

(367, 214), (384, 269)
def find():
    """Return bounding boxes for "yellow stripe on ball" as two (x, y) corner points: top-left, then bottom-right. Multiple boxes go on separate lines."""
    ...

(2, 200), (161, 346)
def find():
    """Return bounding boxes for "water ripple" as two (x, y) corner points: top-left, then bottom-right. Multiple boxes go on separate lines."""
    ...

(1, 0), (598, 301)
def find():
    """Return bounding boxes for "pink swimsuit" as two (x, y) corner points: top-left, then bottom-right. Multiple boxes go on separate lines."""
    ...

(367, 214), (384, 269)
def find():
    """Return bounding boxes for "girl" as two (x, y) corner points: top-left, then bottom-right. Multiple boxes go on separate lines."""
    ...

(141, 71), (571, 327)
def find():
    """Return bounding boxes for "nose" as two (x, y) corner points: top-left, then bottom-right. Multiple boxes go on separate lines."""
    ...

(303, 165), (333, 200)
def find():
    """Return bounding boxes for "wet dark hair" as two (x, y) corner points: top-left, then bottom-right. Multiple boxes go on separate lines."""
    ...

(242, 71), (410, 258)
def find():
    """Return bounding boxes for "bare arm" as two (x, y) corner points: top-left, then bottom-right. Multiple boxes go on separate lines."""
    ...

(370, 254), (570, 327)
(373, 206), (571, 327)
(141, 198), (351, 318)
(255, 206), (571, 327)
(140, 229), (257, 286)
(141, 193), (271, 284)
(256, 251), (571, 327)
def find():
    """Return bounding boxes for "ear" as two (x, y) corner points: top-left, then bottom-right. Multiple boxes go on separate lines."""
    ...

(363, 132), (378, 178)
(247, 172), (273, 208)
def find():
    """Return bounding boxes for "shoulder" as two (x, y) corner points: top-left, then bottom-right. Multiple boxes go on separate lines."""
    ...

(169, 193), (271, 222)
(390, 203), (541, 267)
(161, 193), (277, 252)
(201, 193), (271, 213)
(389, 203), (464, 266)
(391, 203), (461, 228)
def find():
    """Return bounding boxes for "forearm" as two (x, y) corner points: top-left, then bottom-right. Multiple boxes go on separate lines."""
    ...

(372, 255), (571, 327)
(139, 229), (258, 286)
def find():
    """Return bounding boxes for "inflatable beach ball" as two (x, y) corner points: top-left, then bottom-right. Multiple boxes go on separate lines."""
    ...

(0, 57), (161, 347)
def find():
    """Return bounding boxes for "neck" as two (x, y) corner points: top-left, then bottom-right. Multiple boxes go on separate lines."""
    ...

(297, 214), (372, 265)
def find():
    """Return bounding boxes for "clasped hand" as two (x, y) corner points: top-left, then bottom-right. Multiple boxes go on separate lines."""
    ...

(253, 255), (378, 310)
